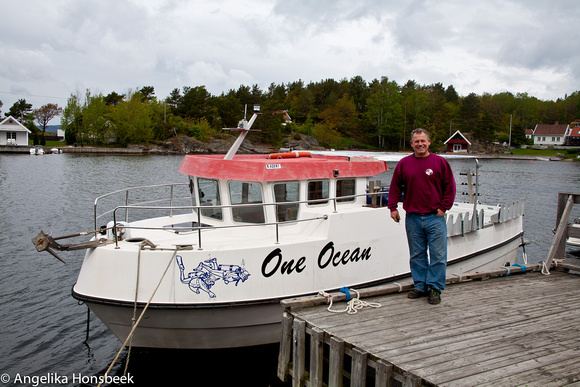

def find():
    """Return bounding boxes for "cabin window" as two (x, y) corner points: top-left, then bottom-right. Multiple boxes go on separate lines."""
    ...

(273, 182), (299, 222)
(229, 181), (265, 223)
(198, 178), (222, 220)
(307, 180), (329, 205)
(336, 178), (356, 203)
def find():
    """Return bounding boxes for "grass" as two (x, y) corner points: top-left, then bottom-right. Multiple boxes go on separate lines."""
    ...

(511, 148), (579, 159)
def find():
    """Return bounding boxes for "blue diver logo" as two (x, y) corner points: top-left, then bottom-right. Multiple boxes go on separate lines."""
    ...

(176, 256), (250, 298)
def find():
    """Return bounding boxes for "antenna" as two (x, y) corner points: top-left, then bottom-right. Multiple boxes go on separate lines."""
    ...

(223, 104), (261, 160)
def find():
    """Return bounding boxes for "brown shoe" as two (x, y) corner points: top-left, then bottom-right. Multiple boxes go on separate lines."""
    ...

(428, 288), (441, 304)
(407, 289), (427, 299)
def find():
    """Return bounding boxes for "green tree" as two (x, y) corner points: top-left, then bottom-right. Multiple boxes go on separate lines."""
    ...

(445, 85), (459, 104)
(459, 92), (481, 135)
(319, 94), (359, 138)
(266, 82), (286, 108)
(104, 91), (125, 106)
(139, 86), (156, 102)
(214, 91), (242, 129)
(365, 77), (403, 149)
(108, 91), (154, 146)
(424, 83), (451, 145)
(349, 75), (370, 114)
(6, 99), (33, 123)
(514, 93), (540, 131)
(177, 86), (212, 121)
(402, 80), (429, 148)
(285, 81), (312, 123)
(61, 93), (82, 144)
(165, 88), (182, 110)
(82, 91), (108, 144)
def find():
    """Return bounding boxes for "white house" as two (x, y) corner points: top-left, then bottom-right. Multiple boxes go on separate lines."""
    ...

(532, 123), (568, 146)
(0, 116), (31, 146)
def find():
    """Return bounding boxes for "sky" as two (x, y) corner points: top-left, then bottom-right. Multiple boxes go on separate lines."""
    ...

(1, 0), (579, 124)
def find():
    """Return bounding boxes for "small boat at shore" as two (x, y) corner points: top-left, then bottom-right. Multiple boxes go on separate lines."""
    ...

(29, 146), (44, 155)
(33, 107), (525, 349)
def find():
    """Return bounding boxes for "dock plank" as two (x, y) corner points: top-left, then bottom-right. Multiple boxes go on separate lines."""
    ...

(281, 268), (580, 386)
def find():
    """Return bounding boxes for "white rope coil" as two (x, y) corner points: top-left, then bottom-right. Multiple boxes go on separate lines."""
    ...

(319, 288), (381, 315)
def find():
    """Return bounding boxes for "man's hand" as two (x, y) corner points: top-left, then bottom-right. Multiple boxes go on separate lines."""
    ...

(390, 210), (400, 223)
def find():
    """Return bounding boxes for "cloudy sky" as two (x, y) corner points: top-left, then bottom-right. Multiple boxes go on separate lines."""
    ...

(1, 0), (579, 122)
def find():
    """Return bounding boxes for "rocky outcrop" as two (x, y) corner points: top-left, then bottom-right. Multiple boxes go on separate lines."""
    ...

(281, 133), (325, 151)
(144, 132), (324, 154)
(174, 136), (271, 154)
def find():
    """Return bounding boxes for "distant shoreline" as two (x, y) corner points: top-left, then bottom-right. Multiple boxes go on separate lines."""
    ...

(1, 145), (576, 161)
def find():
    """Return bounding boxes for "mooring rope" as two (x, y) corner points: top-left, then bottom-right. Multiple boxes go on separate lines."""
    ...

(123, 240), (153, 377)
(520, 235), (528, 264)
(318, 288), (381, 315)
(98, 245), (179, 387)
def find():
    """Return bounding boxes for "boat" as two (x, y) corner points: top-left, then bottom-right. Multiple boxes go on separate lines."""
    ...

(32, 106), (525, 349)
(568, 218), (580, 247)
(29, 146), (44, 155)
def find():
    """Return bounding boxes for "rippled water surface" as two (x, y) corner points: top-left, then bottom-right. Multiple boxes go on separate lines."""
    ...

(0, 153), (578, 386)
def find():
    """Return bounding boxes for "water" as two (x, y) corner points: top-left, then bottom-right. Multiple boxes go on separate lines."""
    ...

(0, 153), (578, 386)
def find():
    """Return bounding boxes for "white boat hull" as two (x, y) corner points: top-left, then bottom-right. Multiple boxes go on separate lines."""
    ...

(81, 234), (522, 349)
(74, 203), (523, 349)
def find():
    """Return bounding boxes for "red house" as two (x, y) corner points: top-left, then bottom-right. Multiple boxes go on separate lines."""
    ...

(444, 130), (471, 153)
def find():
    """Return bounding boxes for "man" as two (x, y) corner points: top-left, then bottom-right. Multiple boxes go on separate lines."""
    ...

(387, 128), (456, 304)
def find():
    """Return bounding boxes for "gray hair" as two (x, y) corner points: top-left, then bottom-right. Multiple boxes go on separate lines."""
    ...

(411, 128), (430, 140)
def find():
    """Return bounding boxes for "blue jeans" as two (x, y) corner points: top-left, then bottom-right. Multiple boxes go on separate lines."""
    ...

(405, 213), (447, 292)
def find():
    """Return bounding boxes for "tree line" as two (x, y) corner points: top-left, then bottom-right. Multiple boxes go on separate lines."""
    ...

(3, 76), (579, 150)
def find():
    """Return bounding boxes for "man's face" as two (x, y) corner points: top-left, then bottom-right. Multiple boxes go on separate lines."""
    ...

(410, 132), (431, 157)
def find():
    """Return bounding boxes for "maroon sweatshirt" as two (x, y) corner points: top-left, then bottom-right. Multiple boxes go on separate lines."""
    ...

(387, 153), (456, 214)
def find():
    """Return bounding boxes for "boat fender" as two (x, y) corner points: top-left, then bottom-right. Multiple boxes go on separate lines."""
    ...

(267, 151), (312, 159)
(339, 287), (351, 301)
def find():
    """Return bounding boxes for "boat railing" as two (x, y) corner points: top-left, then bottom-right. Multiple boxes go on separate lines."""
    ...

(104, 190), (387, 248)
(93, 183), (192, 231)
(111, 203), (330, 248)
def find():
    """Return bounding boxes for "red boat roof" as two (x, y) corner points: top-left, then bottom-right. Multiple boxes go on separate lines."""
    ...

(178, 154), (388, 182)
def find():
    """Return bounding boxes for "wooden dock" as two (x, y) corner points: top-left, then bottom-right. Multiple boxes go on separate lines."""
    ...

(278, 191), (580, 386)
(277, 263), (580, 386)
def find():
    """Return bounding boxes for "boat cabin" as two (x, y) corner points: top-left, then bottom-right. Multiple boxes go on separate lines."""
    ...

(178, 154), (388, 225)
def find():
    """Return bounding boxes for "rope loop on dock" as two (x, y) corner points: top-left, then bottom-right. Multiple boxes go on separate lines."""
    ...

(541, 260), (551, 275)
(501, 266), (511, 277)
(451, 273), (462, 283)
(320, 288), (381, 315)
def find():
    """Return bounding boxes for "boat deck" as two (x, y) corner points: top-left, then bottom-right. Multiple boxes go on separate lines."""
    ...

(277, 263), (580, 386)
